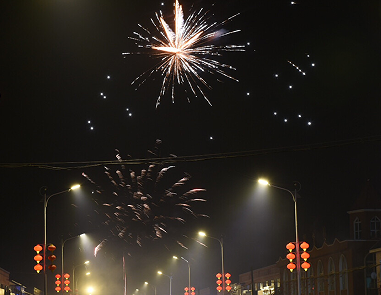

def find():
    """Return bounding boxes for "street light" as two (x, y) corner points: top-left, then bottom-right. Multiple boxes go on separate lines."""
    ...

(42, 184), (81, 295)
(173, 256), (190, 295)
(158, 271), (173, 295)
(62, 233), (86, 289)
(144, 282), (157, 295)
(73, 260), (90, 292)
(258, 179), (301, 295)
(198, 232), (225, 294)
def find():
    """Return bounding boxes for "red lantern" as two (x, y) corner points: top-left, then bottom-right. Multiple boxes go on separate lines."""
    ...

(55, 280), (61, 285)
(286, 243), (295, 252)
(216, 280), (222, 285)
(301, 252), (310, 261)
(184, 287), (189, 291)
(216, 273), (222, 278)
(286, 253), (296, 262)
(64, 286), (71, 292)
(216, 286), (222, 292)
(300, 242), (309, 251)
(225, 279), (231, 285)
(48, 244), (57, 252)
(226, 286), (232, 292)
(55, 274), (61, 279)
(34, 264), (43, 273)
(48, 255), (57, 262)
(191, 288), (195, 291)
(302, 262), (311, 271)
(34, 244), (43, 253)
(225, 273), (231, 278)
(287, 262), (296, 272)
(64, 280), (70, 285)
(55, 287), (61, 292)
(64, 273), (70, 279)
(34, 254), (43, 263)
(48, 265), (57, 272)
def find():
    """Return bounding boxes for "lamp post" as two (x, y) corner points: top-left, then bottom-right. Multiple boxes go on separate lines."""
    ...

(62, 233), (86, 290)
(198, 232), (225, 294)
(158, 271), (173, 295)
(173, 256), (190, 295)
(73, 261), (90, 293)
(42, 184), (80, 295)
(144, 282), (157, 295)
(258, 179), (301, 295)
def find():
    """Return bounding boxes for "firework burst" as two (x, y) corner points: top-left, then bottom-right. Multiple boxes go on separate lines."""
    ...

(124, 0), (245, 107)
(82, 140), (208, 255)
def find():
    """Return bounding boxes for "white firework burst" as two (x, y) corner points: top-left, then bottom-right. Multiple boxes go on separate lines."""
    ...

(124, 0), (245, 107)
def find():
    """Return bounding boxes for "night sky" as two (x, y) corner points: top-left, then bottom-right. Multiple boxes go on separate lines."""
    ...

(1, 0), (381, 294)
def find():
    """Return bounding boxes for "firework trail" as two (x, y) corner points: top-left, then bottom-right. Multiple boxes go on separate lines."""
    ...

(83, 140), (208, 255)
(123, 0), (245, 107)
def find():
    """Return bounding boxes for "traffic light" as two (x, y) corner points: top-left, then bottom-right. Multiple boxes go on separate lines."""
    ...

(34, 244), (43, 273)
(47, 244), (57, 272)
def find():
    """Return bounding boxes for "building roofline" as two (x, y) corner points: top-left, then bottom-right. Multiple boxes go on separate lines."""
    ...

(347, 209), (381, 214)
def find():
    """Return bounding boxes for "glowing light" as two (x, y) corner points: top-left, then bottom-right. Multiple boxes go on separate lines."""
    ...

(128, 113), (132, 117)
(308, 121), (312, 125)
(273, 112), (277, 115)
(298, 114), (301, 118)
(311, 63), (315, 66)
(107, 75), (111, 79)
(258, 179), (269, 186)
(246, 92), (250, 96)
(274, 74), (278, 78)
(125, 0), (244, 107)
(70, 184), (80, 190)
(88, 120), (91, 124)
(289, 85), (292, 89)
(126, 108), (129, 111)
(103, 95), (107, 99)
(209, 136), (213, 140)
(288, 60), (305, 75)
(284, 119), (288, 122)
(100, 92), (104, 96)
(90, 126), (94, 130)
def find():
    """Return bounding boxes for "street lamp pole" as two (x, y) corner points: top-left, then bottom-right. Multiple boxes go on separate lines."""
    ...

(258, 180), (301, 295)
(62, 233), (85, 288)
(158, 271), (173, 295)
(198, 232), (225, 294)
(174, 256), (191, 295)
(73, 261), (90, 293)
(42, 184), (80, 295)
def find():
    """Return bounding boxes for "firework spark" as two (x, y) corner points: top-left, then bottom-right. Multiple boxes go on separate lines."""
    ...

(123, 0), (245, 107)
(82, 140), (208, 255)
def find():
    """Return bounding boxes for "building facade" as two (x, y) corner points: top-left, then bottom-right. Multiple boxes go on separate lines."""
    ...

(239, 180), (381, 295)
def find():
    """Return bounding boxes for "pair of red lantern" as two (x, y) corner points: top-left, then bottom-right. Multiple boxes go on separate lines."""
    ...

(286, 242), (311, 272)
(55, 273), (71, 292)
(216, 273), (232, 292)
(34, 244), (57, 273)
(184, 286), (195, 295)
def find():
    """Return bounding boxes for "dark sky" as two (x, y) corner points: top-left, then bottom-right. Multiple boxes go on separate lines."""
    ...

(1, 0), (381, 294)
